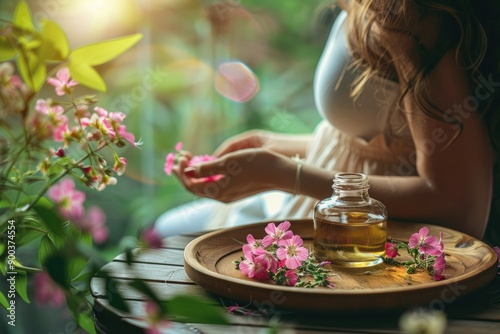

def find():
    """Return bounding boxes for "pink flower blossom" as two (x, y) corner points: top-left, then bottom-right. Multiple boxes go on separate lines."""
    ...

(188, 155), (223, 182)
(164, 153), (176, 176)
(276, 235), (309, 269)
(408, 227), (442, 256)
(262, 221), (293, 247)
(48, 178), (85, 221)
(35, 99), (65, 119)
(175, 142), (183, 152)
(77, 206), (108, 244)
(385, 242), (398, 258)
(117, 124), (138, 146)
(238, 252), (269, 280)
(284, 270), (298, 286)
(53, 120), (69, 142)
(433, 253), (446, 281)
(254, 247), (278, 274)
(141, 227), (164, 249)
(145, 300), (170, 334)
(242, 234), (264, 256)
(109, 111), (126, 123)
(47, 68), (78, 96)
(34, 272), (66, 307)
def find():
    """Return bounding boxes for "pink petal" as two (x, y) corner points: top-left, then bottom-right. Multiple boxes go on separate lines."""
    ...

(95, 107), (108, 117)
(92, 227), (108, 244)
(56, 68), (71, 82)
(285, 256), (302, 270)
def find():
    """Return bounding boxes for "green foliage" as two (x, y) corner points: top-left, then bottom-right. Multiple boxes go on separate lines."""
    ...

(66, 293), (97, 334)
(165, 295), (229, 325)
(15, 272), (30, 303)
(1, 1), (143, 92)
(0, 290), (8, 309)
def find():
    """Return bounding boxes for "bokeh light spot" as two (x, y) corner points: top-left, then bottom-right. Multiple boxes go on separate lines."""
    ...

(214, 61), (259, 103)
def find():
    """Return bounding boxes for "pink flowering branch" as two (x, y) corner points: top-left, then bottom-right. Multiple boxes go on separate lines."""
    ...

(384, 227), (446, 281)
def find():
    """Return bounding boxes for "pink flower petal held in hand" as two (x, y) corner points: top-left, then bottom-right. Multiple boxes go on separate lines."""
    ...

(214, 61), (260, 103)
(188, 155), (224, 182)
(164, 153), (176, 175)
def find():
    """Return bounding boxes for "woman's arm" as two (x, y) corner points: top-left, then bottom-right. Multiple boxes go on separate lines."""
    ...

(213, 129), (313, 159)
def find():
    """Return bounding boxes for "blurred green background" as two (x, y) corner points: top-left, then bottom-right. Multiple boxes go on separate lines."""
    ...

(0, 0), (336, 332)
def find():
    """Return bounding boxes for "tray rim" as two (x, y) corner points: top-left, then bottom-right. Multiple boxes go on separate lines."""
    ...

(183, 219), (498, 311)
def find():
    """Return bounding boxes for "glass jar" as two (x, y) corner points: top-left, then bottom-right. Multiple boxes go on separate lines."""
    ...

(313, 173), (387, 267)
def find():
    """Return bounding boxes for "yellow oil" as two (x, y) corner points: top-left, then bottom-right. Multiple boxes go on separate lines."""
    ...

(313, 212), (387, 267)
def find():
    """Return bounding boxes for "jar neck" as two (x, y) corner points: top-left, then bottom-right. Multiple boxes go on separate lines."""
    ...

(331, 173), (370, 200)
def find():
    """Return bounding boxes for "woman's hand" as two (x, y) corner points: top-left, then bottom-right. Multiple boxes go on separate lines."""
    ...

(214, 129), (312, 158)
(173, 148), (296, 203)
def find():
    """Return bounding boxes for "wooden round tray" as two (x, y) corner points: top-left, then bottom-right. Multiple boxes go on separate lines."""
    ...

(184, 219), (498, 312)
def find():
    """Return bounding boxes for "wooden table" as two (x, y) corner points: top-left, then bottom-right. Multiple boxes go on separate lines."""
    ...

(90, 230), (500, 334)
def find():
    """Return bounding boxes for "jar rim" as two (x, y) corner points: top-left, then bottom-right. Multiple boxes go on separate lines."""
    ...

(334, 173), (368, 182)
(333, 173), (369, 190)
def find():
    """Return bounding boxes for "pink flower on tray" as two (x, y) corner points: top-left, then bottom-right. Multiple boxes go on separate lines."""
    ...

(238, 252), (270, 280)
(433, 253), (446, 281)
(47, 67), (78, 96)
(385, 241), (398, 258)
(254, 247), (278, 274)
(276, 235), (309, 269)
(284, 269), (298, 286)
(262, 221), (293, 247)
(242, 234), (264, 256)
(408, 227), (442, 256)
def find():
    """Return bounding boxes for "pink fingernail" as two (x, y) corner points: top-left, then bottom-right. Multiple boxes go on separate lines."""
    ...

(184, 166), (196, 177)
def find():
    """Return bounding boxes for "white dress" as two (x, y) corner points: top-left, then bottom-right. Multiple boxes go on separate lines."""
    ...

(155, 11), (416, 237)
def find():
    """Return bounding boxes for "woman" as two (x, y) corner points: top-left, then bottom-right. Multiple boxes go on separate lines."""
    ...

(157, 0), (499, 244)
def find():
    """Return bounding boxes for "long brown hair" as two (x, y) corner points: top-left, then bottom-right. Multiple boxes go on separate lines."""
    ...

(345, 0), (500, 243)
